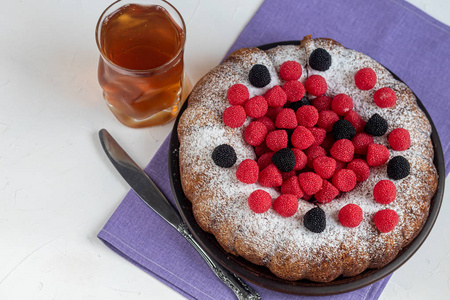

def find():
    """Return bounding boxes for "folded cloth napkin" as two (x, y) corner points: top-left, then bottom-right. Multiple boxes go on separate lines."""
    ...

(98, 0), (450, 299)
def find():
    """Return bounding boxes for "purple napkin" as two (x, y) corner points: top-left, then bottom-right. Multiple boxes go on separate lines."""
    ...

(98, 0), (450, 299)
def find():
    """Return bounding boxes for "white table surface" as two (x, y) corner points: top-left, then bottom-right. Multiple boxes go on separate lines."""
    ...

(1, 0), (449, 299)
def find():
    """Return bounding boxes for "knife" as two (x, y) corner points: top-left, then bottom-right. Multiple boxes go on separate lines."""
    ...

(99, 129), (261, 300)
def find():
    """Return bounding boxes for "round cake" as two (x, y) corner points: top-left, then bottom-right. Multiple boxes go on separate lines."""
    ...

(177, 36), (438, 282)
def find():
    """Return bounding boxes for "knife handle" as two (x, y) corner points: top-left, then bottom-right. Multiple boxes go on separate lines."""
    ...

(177, 223), (261, 300)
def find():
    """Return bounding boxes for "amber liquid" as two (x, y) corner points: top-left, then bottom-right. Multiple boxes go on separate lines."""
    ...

(98, 4), (189, 127)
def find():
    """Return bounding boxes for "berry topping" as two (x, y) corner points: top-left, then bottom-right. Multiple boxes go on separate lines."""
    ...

(291, 126), (315, 150)
(310, 127), (327, 146)
(264, 85), (287, 108)
(354, 67), (377, 90)
(374, 87), (397, 108)
(313, 156), (337, 179)
(305, 75), (327, 96)
(304, 206), (326, 233)
(244, 95), (268, 118)
(388, 128), (411, 151)
(283, 80), (306, 102)
(273, 194), (299, 217)
(256, 116), (275, 132)
(248, 190), (272, 213)
(352, 132), (374, 155)
(272, 148), (296, 172)
(279, 61), (303, 80)
(374, 209), (399, 233)
(249, 64), (271, 88)
(315, 180), (339, 203)
(373, 180), (396, 204)
(265, 130), (288, 152)
(212, 144), (237, 168)
(296, 105), (319, 127)
(347, 159), (370, 182)
(312, 95), (332, 111)
(331, 94), (353, 116)
(318, 110), (340, 132)
(366, 143), (389, 166)
(281, 176), (304, 199)
(236, 159), (259, 184)
(223, 105), (247, 128)
(244, 121), (268, 146)
(227, 83), (249, 105)
(257, 152), (275, 170)
(292, 148), (307, 170)
(289, 96), (311, 111)
(330, 139), (355, 162)
(259, 164), (283, 187)
(344, 111), (366, 133)
(387, 156), (410, 180)
(339, 204), (363, 228)
(298, 172), (323, 195)
(306, 145), (327, 169)
(364, 113), (388, 136)
(275, 108), (298, 129)
(332, 169), (357, 192)
(309, 48), (332, 71)
(332, 119), (356, 140)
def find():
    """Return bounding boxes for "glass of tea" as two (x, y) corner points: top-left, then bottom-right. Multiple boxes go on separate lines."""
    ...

(95, 0), (190, 128)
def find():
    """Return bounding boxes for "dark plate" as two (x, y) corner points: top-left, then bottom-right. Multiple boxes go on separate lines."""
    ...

(168, 41), (445, 295)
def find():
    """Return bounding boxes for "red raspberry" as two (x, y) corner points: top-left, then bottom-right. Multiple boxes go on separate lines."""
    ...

(388, 128), (410, 151)
(236, 159), (259, 184)
(279, 61), (302, 81)
(259, 164), (283, 187)
(352, 132), (374, 155)
(264, 85), (287, 108)
(248, 190), (272, 213)
(298, 172), (323, 195)
(306, 145), (327, 168)
(355, 68), (377, 90)
(318, 110), (339, 132)
(311, 95), (332, 111)
(223, 105), (246, 128)
(347, 159), (370, 182)
(282, 80), (305, 102)
(332, 169), (357, 192)
(366, 143), (389, 166)
(244, 121), (268, 146)
(310, 127), (327, 146)
(265, 106), (283, 121)
(257, 152), (274, 170)
(373, 180), (397, 204)
(275, 108), (298, 129)
(256, 116), (275, 132)
(281, 176), (304, 198)
(335, 160), (347, 171)
(315, 180), (339, 203)
(344, 111), (366, 133)
(227, 83), (249, 105)
(330, 139), (355, 162)
(313, 156), (337, 179)
(292, 148), (307, 171)
(374, 87), (397, 108)
(321, 134), (335, 153)
(265, 130), (288, 152)
(291, 126), (315, 150)
(244, 95), (268, 118)
(254, 142), (271, 157)
(296, 105), (319, 127)
(302, 194), (313, 201)
(273, 194), (299, 217)
(331, 94), (353, 116)
(374, 209), (399, 233)
(338, 204), (363, 227)
(281, 170), (297, 181)
(305, 75), (327, 96)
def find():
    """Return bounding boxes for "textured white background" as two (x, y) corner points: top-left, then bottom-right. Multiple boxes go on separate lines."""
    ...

(0, 0), (449, 299)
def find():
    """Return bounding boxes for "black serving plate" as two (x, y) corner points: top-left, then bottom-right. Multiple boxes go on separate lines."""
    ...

(168, 41), (445, 295)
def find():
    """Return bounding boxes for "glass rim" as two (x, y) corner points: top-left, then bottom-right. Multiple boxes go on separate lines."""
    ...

(95, 0), (186, 75)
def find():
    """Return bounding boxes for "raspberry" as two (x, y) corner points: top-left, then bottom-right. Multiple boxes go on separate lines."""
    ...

(310, 127), (327, 146)
(256, 116), (275, 132)
(332, 169), (357, 192)
(223, 105), (247, 128)
(321, 134), (335, 153)
(344, 111), (366, 133)
(265, 106), (283, 121)
(264, 85), (287, 108)
(279, 61), (302, 80)
(259, 164), (283, 187)
(236, 159), (259, 184)
(338, 204), (363, 228)
(244, 121), (268, 146)
(292, 148), (307, 171)
(304, 206), (326, 233)
(373, 209), (399, 233)
(249, 64), (271, 88)
(296, 105), (319, 127)
(354, 68), (377, 90)
(373, 180), (397, 204)
(257, 152), (275, 170)
(254, 142), (271, 157)
(302, 194), (313, 201)
(281, 170), (297, 181)
(330, 139), (355, 162)
(305, 75), (327, 96)
(388, 128), (410, 151)
(248, 190), (272, 213)
(309, 48), (332, 71)
(332, 119), (356, 140)
(281, 176), (304, 198)
(272, 148), (296, 172)
(335, 160), (347, 171)
(347, 159), (370, 182)
(374, 87), (397, 108)
(313, 156), (336, 179)
(366, 143), (389, 166)
(291, 126), (315, 150)
(227, 83), (249, 105)
(331, 94), (353, 116)
(387, 156), (410, 180)
(352, 132), (374, 155)
(318, 110), (339, 132)
(312, 95), (332, 111)
(265, 130), (288, 152)
(212, 144), (237, 168)
(244, 95), (268, 118)
(315, 180), (339, 203)
(282, 80), (305, 102)
(298, 172), (323, 195)
(365, 113), (388, 136)
(273, 194), (299, 217)
(275, 108), (298, 129)
(306, 145), (327, 169)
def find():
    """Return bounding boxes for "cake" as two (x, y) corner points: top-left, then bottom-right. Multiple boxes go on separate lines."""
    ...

(177, 36), (438, 282)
